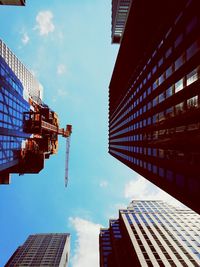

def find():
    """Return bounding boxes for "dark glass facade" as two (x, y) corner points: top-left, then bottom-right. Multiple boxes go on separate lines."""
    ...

(0, 0), (25, 6)
(0, 56), (30, 184)
(109, 0), (200, 213)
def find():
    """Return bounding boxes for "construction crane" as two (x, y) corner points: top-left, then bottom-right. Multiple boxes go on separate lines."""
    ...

(65, 130), (71, 187)
(22, 97), (72, 186)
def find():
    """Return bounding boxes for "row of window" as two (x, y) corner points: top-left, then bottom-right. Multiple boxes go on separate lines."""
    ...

(110, 9), (199, 125)
(110, 66), (199, 137)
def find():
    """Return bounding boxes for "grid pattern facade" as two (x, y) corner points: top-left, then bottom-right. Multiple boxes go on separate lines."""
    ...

(0, 40), (42, 101)
(5, 233), (70, 267)
(111, 0), (132, 43)
(99, 200), (200, 267)
(109, 0), (200, 213)
(0, 56), (30, 181)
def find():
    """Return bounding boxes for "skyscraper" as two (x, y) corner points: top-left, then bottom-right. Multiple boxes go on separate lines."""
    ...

(0, 0), (25, 5)
(99, 200), (200, 267)
(0, 40), (72, 184)
(109, 0), (200, 213)
(5, 233), (70, 267)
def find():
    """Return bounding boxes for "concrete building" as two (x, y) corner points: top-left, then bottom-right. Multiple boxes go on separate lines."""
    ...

(109, 0), (200, 213)
(0, 0), (25, 6)
(5, 233), (70, 266)
(100, 200), (200, 267)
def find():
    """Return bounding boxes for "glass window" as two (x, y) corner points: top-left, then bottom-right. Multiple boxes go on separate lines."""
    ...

(158, 57), (163, 67)
(166, 86), (173, 98)
(153, 80), (158, 90)
(152, 65), (157, 74)
(175, 34), (183, 48)
(166, 65), (173, 78)
(165, 47), (172, 58)
(175, 78), (184, 93)
(186, 41), (200, 60)
(158, 74), (164, 85)
(187, 95), (198, 109)
(187, 68), (198, 86)
(159, 92), (165, 103)
(153, 114), (158, 124)
(147, 101), (151, 110)
(175, 55), (184, 71)
(153, 165), (157, 174)
(175, 102), (184, 114)
(153, 97), (158, 107)
(158, 111), (164, 122)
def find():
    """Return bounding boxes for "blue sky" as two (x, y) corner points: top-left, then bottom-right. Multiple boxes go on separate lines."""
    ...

(0, 1), (182, 266)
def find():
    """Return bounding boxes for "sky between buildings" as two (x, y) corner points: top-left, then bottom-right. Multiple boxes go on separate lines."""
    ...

(0, 1), (183, 266)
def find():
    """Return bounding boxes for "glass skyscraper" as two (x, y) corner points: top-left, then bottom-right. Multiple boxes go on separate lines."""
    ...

(109, 0), (200, 213)
(0, 40), (71, 184)
(100, 200), (200, 267)
(5, 233), (70, 266)
(0, 52), (31, 184)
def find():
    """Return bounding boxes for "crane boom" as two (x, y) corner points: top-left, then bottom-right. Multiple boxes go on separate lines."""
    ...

(65, 136), (71, 187)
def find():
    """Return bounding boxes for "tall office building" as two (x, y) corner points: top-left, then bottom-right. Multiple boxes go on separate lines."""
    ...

(109, 0), (200, 213)
(0, 40), (72, 184)
(0, 0), (25, 5)
(5, 233), (70, 266)
(100, 200), (200, 267)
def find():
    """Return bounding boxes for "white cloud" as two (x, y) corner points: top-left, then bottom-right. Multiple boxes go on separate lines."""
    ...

(124, 175), (184, 208)
(57, 88), (68, 97)
(99, 180), (108, 188)
(70, 217), (102, 267)
(22, 32), (30, 45)
(35, 11), (55, 36)
(57, 64), (67, 75)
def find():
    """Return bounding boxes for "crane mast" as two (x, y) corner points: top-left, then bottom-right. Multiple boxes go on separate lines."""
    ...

(21, 97), (72, 186)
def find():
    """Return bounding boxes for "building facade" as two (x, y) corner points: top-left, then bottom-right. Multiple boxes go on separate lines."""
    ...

(100, 200), (200, 267)
(0, 40), (72, 184)
(0, 0), (25, 6)
(109, 0), (200, 213)
(5, 233), (70, 266)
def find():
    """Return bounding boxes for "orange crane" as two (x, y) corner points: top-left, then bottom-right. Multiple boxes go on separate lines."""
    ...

(22, 98), (72, 186)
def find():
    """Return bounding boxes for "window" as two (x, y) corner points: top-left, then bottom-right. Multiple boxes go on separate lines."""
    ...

(159, 92), (165, 103)
(175, 102), (184, 114)
(187, 68), (198, 86)
(159, 168), (164, 177)
(158, 57), (163, 67)
(186, 41), (200, 60)
(166, 47), (172, 58)
(153, 97), (158, 107)
(175, 55), (184, 70)
(166, 65), (173, 78)
(153, 80), (158, 90)
(175, 34), (183, 48)
(166, 86), (173, 98)
(187, 95), (198, 109)
(175, 78), (184, 93)
(152, 65), (157, 74)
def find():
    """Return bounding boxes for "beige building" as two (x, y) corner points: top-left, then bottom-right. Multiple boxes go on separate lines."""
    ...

(5, 233), (70, 266)
(100, 200), (200, 266)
